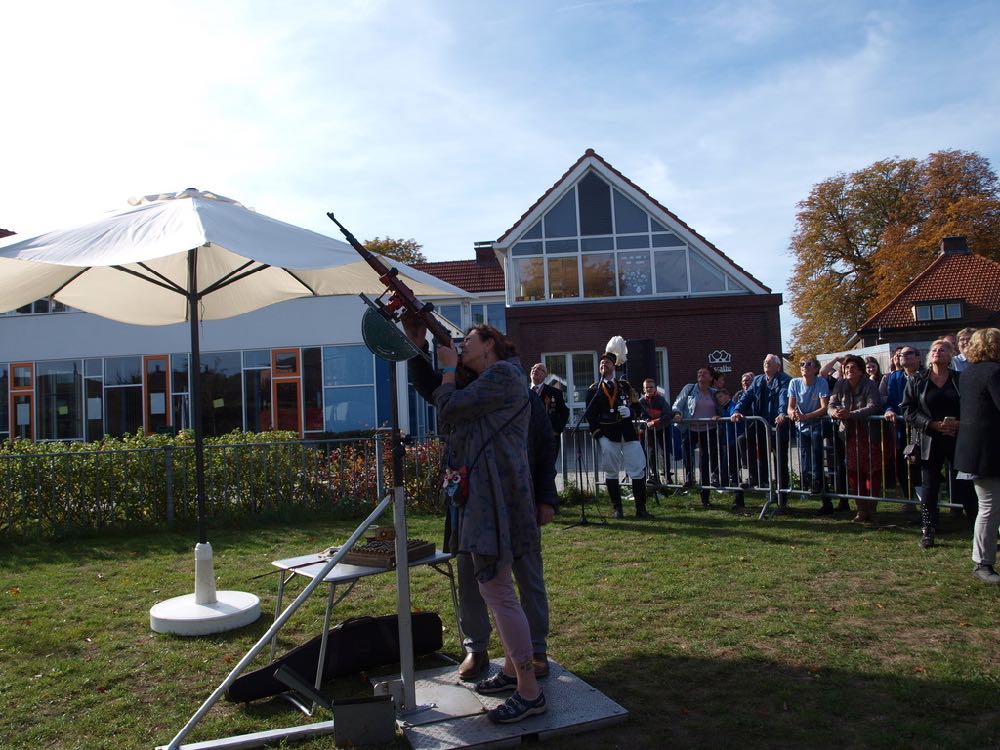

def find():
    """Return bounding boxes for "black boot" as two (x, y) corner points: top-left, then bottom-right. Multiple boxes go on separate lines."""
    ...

(633, 478), (654, 519)
(919, 489), (936, 548)
(836, 497), (851, 512)
(817, 497), (835, 515)
(606, 478), (624, 519)
(700, 488), (711, 508)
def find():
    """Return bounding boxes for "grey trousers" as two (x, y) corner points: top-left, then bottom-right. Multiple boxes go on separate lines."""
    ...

(972, 477), (1000, 567)
(458, 545), (549, 654)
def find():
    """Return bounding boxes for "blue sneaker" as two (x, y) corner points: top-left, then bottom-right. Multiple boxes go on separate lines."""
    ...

(487, 691), (546, 723)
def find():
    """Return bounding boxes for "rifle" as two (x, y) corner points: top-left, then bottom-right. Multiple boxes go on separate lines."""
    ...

(327, 213), (474, 380)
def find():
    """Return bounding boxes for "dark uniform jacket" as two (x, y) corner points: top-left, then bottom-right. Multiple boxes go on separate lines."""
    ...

(585, 377), (640, 442)
(532, 382), (569, 436)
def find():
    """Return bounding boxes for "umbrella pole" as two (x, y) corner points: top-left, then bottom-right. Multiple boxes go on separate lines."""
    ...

(188, 248), (216, 605)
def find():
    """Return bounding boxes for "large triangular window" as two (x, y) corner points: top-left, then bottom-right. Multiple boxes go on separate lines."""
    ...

(509, 170), (748, 303)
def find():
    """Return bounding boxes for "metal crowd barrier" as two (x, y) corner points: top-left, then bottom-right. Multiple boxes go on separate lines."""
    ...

(559, 415), (970, 520)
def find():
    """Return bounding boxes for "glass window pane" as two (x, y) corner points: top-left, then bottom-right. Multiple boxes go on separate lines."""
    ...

(650, 218), (668, 232)
(85, 358), (102, 377)
(726, 274), (748, 292)
(512, 241), (542, 256)
(33, 299), (50, 314)
(613, 189), (648, 234)
(514, 257), (545, 302)
(303, 347), (323, 431)
(545, 239), (578, 254)
(654, 248), (688, 293)
(472, 305), (486, 326)
(274, 381), (300, 432)
(522, 221), (542, 240)
(547, 256), (580, 299)
(543, 190), (578, 238)
(171, 354), (189, 394)
(581, 236), (613, 251)
(486, 303), (506, 334)
(244, 369), (272, 432)
(146, 357), (169, 434)
(582, 252), (616, 298)
(914, 305), (930, 321)
(438, 304), (463, 328)
(200, 351), (243, 436)
(85, 377), (103, 441)
(651, 232), (684, 247)
(273, 349), (299, 375)
(36, 360), (83, 440)
(542, 354), (568, 392)
(105, 387), (143, 438)
(324, 345), (374, 386)
(105, 356), (142, 386)
(947, 303), (962, 318)
(13, 365), (32, 388)
(616, 235), (650, 250)
(572, 353), (596, 406)
(618, 251), (652, 296)
(243, 349), (270, 368)
(577, 172), (613, 236)
(932, 304), (946, 320)
(689, 252), (725, 292)
(0, 365), (8, 436)
(172, 394), (190, 431)
(324, 385), (376, 433)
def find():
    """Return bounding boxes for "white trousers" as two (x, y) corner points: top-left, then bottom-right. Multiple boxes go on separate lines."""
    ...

(598, 436), (646, 480)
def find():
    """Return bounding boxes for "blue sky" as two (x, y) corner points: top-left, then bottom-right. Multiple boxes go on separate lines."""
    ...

(3, 1), (999, 346)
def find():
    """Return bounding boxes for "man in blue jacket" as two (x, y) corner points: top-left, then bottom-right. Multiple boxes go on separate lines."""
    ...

(731, 354), (792, 510)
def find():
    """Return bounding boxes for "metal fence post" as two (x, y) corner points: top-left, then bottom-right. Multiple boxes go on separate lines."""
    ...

(164, 445), (175, 528)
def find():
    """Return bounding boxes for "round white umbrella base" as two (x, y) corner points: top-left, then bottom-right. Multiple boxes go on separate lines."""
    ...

(150, 591), (261, 636)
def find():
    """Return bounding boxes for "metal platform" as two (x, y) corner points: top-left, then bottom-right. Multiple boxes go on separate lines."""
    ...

(392, 658), (628, 750)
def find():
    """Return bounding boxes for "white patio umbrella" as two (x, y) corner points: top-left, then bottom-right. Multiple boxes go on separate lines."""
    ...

(0, 189), (464, 635)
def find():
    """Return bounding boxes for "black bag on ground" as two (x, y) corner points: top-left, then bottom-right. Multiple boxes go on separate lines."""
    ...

(226, 612), (443, 703)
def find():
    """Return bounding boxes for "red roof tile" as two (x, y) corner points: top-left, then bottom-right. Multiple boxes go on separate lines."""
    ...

(496, 148), (770, 293)
(411, 259), (504, 294)
(859, 251), (1000, 330)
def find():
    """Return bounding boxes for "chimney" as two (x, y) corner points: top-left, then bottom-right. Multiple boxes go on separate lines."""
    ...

(474, 241), (497, 265)
(939, 236), (969, 255)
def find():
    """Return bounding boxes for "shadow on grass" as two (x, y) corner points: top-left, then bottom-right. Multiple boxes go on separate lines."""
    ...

(557, 652), (999, 750)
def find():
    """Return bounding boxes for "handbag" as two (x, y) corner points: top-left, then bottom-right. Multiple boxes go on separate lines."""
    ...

(902, 441), (921, 467)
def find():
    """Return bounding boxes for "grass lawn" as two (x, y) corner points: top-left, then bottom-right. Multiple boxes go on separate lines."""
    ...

(2, 492), (998, 749)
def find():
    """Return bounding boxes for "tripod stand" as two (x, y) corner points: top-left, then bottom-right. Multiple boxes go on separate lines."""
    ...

(563, 392), (609, 530)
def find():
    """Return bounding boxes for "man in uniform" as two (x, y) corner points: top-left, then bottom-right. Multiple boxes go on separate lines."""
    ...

(585, 350), (652, 519)
(529, 363), (570, 437)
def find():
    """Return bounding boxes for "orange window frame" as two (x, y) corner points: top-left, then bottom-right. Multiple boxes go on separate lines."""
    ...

(271, 348), (301, 377)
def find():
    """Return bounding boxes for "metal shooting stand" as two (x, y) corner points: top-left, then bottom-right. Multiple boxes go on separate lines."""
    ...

(158, 296), (469, 750)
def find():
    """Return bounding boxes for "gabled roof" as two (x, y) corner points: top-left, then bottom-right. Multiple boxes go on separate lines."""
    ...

(495, 148), (770, 293)
(410, 259), (504, 294)
(859, 250), (1000, 331)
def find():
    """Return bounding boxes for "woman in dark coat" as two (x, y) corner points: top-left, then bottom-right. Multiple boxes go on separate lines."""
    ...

(954, 327), (1000, 584)
(435, 324), (547, 721)
(901, 339), (973, 548)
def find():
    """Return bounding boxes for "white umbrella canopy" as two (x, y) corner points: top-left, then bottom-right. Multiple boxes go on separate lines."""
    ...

(0, 189), (466, 636)
(0, 189), (464, 322)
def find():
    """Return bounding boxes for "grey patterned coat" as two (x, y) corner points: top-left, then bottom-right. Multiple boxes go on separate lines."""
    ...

(434, 358), (539, 583)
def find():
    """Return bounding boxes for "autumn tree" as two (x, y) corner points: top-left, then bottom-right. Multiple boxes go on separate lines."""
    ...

(363, 237), (427, 265)
(787, 150), (1000, 357)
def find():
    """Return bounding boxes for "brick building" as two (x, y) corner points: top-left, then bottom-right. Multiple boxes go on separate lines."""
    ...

(420, 149), (783, 425)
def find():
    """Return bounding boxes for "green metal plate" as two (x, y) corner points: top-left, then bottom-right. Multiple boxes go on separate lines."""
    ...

(362, 306), (421, 362)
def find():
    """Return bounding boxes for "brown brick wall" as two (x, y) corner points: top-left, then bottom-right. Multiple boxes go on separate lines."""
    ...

(505, 294), (783, 398)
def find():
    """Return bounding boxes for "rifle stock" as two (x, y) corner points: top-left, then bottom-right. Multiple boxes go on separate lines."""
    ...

(327, 212), (455, 348)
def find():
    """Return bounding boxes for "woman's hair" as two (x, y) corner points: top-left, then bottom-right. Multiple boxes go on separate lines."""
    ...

(466, 324), (516, 361)
(863, 356), (882, 380)
(965, 327), (1000, 364)
(842, 354), (866, 373)
(926, 338), (954, 369)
